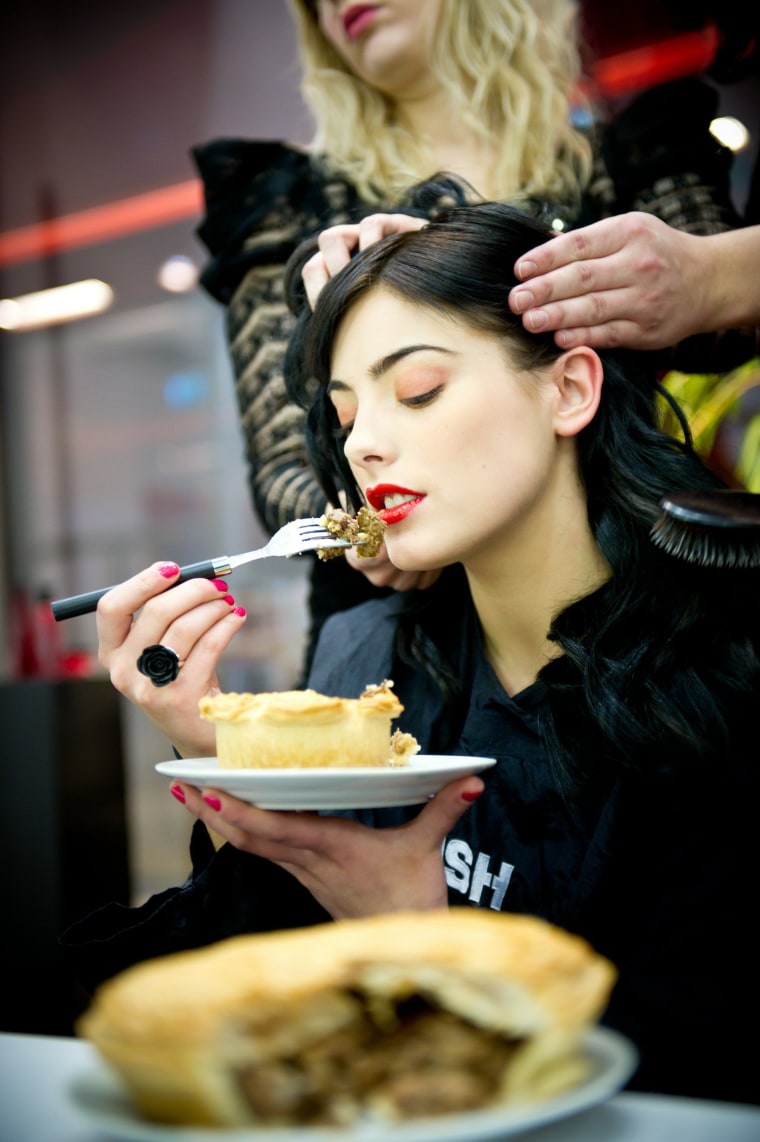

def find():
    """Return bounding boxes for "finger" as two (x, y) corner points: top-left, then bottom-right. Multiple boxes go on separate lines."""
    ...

(154, 588), (239, 662)
(149, 605), (246, 704)
(178, 604), (247, 678)
(302, 226), (362, 309)
(344, 543), (443, 591)
(168, 784), (253, 851)
(115, 577), (236, 657)
(96, 561), (185, 655)
(344, 546), (388, 573)
(186, 785), (343, 860)
(95, 561), (208, 666)
(517, 284), (642, 336)
(514, 218), (626, 281)
(301, 253), (331, 310)
(407, 775), (485, 849)
(102, 572), (240, 689)
(409, 568), (443, 591)
(302, 216), (426, 308)
(510, 254), (628, 312)
(356, 214), (397, 249)
(108, 599), (244, 706)
(367, 566), (433, 590)
(356, 212), (427, 250)
(553, 318), (648, 351)
(317, 226), (361, 277)
(344, 545), (407, 589)
(344, 544), (396, 581)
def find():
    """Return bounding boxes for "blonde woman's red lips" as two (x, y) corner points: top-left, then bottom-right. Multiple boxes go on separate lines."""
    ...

(343, 4), (379, 39)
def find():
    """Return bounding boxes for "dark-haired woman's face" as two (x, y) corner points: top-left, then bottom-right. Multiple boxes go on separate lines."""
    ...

(328, 286), (575, 574)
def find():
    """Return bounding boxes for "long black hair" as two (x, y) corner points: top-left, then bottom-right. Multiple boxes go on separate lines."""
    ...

(286, 201), (758, 783)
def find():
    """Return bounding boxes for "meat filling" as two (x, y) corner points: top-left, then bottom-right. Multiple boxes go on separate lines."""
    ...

(236, 994), (521, 1125)
(318, 506), (387, 561)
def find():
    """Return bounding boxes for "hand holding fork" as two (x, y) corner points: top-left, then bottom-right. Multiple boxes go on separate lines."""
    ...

(51, 518), (357, 620)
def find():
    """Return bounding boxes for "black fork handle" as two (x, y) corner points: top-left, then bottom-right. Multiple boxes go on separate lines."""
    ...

(50, 558), (232, 621)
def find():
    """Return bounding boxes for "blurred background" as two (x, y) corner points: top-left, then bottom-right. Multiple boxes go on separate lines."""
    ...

(0, 0), (757, 1031)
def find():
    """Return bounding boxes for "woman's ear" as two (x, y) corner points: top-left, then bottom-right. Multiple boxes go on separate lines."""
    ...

(550, 347), (603, 437)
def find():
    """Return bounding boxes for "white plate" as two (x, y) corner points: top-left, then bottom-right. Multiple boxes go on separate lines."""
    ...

(155, 755), (498, 810)
(68, 1027), (638, 1142)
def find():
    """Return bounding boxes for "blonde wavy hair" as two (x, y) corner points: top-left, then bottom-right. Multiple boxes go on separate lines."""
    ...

(286, 0), (594, 206)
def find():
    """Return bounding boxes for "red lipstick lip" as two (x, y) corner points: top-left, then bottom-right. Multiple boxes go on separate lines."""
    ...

(380, 499), (422, 525)
(343, 4), (379, 39)
(366, 484), (425, 525)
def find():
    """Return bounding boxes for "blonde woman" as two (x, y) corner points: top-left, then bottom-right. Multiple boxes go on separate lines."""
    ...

(286, 0), (592, 206)
(193, 0), (742, 669)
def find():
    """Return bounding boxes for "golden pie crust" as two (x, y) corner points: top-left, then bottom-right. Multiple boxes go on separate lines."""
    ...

(199, 680), (418, 768)
(78, 909), (617, 1129)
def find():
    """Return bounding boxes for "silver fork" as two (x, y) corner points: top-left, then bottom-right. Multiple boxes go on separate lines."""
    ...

(50, 517), (353, 621)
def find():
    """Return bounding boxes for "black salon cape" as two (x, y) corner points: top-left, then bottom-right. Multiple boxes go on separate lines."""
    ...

(62, 581), (758, 1106)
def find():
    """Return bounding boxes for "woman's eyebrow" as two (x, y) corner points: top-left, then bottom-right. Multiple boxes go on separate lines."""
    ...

(369, 344), (453, 377)
(328, 344), (454, 393)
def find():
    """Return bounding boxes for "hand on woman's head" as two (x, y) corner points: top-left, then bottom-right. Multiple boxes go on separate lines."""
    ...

(301, 213), (427, 309)
(507, 212), (707, 351)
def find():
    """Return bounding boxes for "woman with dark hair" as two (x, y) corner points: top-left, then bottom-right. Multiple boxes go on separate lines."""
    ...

(67, 203), (758, 1105)
(194, 0), (750, 673)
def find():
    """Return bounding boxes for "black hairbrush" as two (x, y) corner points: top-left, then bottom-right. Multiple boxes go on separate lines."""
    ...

(650, 490), (760, 569)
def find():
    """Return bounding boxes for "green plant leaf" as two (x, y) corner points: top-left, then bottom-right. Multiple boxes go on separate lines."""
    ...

(658, 358), (760, 487)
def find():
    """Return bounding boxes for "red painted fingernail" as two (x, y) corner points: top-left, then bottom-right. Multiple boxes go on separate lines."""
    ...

(169, 783), (186, 803)
(223, 594), (235, 605)
(211, 579), (228, 591)
(461, 790), (483, 803)
(158, 562), (180, 578)
(233, 606), (246, 617)
(203, 794), (222, 811)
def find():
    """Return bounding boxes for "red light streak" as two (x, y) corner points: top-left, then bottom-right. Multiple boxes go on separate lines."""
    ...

(0, 29), (722, 270)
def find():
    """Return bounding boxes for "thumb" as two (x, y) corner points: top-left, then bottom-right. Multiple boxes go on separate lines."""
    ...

(411, 775), (484, 849)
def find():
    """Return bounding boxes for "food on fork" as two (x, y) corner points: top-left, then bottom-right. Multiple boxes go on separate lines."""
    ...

(318, 504), (387, 560)
(77, 908), (618, 1129)
(199, 679), (419, 769)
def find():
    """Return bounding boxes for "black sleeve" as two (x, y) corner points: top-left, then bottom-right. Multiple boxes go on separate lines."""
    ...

(60, 821), (330, 994)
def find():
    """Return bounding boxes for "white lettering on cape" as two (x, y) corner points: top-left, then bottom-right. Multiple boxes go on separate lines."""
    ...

(443, 838), (514, 910)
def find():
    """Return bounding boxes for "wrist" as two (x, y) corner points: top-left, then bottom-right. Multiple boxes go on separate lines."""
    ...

(701, 230), (758, 333)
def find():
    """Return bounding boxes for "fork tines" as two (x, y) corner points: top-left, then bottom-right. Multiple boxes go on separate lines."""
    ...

(300, 518), (349, 545)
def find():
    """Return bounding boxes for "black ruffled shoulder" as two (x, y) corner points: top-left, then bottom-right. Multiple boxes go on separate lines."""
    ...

(191, 139), (367, 304)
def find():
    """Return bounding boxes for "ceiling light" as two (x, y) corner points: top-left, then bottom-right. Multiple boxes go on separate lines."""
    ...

(0, 279), (114, 331)
(709, 116), (750, 153)
(158, 255), (199, 293)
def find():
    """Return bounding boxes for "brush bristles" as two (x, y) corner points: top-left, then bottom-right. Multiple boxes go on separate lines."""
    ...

(650, 517), (760, 569)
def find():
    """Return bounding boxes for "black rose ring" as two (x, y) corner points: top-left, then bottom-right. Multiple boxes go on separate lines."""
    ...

(137, 644), (182, 687)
